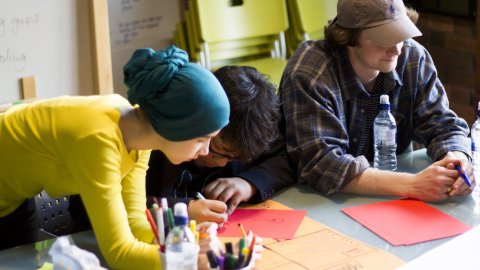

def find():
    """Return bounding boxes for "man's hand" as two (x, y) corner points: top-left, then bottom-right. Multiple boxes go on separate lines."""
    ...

(188, 199), (228, 225)
(204, 177), (257, 215)
(444, 151), (475, 196)
(409, 153), (472, 201)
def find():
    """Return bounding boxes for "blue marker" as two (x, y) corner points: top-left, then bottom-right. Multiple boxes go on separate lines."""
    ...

(455, 164), (472, 187)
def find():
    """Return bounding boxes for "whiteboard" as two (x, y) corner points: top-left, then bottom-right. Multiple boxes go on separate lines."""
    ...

(108, 0), (180, 96)
(0, 0), (98, 103)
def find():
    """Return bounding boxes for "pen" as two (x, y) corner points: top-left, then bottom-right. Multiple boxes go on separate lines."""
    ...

(196, 192), (206, 200)
(455, 164), (472, 187)
(206, 250), (218, 269)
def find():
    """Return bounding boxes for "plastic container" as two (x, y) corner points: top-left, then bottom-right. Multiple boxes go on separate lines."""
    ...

(373, 94), (397, 171)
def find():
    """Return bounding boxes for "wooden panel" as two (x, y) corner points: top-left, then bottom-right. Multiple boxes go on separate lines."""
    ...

(89, 0), (113, 95)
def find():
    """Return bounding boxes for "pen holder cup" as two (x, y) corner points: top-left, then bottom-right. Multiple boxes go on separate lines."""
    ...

(160, 245), (200, 269)
(236, 260), (253, 270)
(159, 251), (166, 269)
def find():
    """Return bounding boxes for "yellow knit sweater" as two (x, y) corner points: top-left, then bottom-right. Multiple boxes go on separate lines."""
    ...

(0, 94), (161, 270)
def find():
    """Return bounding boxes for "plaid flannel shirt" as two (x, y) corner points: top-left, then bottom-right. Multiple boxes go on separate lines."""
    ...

(280, 39), (471, 194)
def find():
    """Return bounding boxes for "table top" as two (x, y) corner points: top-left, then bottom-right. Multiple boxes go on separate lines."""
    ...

(273, 148), (480, 261)
(1, 149), (479, 269)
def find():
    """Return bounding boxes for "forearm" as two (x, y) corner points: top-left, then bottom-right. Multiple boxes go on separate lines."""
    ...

(341, 168), (414, 197)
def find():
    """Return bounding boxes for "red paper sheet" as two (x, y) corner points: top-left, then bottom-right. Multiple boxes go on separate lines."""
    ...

(342, 199), (471, 245)
(217, 209), (306, 239)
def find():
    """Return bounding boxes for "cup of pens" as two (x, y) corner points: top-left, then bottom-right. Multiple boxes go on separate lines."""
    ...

(148, 199), (201, 269)
(205, 224), (258, 270)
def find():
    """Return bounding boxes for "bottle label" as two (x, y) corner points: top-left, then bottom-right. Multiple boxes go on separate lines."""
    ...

(378, 126), (396, 146)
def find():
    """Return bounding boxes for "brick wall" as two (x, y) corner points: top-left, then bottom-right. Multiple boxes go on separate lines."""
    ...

(415, 12), (477, 125)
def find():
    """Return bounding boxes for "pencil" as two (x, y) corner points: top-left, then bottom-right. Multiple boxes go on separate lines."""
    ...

(238, 223), (247, 238)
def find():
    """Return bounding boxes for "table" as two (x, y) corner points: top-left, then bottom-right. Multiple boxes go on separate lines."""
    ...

(1, 149), (479, 269)
(273, 149), (480, 262)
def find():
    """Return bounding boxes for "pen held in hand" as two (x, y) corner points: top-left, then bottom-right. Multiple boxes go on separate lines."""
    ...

(455, 164), (472, 187)
(195, 192), (206, 200)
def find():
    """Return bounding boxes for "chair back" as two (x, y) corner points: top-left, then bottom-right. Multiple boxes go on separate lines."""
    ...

(35, 191), (74, 237)
(184, 0), (289, 86)
(286, 0), (337, 56)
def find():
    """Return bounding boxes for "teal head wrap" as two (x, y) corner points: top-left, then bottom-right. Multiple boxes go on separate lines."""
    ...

(123, 45), (230, 141)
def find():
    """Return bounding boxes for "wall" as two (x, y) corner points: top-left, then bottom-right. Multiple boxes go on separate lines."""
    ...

(416, 11), (477, 125)
(0, 0), (95, 103)
(108, 0), (180, 96)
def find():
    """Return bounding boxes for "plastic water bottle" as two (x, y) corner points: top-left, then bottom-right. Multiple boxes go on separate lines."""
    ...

(165, 203), (198, 270)
(373, 95), (397, 171)
(471, 102), (480, 214)
(471, 102), (480, 175)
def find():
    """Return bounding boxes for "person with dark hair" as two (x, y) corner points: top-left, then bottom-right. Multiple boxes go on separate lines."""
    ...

(146, 65), (295, 224)
(0, 45), (229, 269)
(280, 0), (475, 201)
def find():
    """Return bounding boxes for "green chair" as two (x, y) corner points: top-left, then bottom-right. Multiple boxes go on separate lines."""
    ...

(188, 0), (290, 87)
(286, 0), (337, 56)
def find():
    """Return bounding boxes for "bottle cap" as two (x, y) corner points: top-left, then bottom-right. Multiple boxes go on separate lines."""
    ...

(174, 202), (188, 218)
(379, 95), (390, 105)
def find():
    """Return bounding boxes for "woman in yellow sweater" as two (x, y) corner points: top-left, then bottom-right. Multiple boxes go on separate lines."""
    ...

(0, 45), (229, 269)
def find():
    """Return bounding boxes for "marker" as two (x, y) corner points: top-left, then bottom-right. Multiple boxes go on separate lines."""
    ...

(225, 242), (234, 255)
(206, 250), (218, 269)
(155, 206), (166, 250)
(455, 164), (472, 187)
(196, 192), (206, 200)
(145, 209), (160, 244)
(167, 208), (175, 229)
(190, 220), (199, 244)
(238, 238), (246, 257)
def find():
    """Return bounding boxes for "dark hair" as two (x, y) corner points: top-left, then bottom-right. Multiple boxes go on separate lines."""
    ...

(213, 66), (280, 161)
(324, 7), (419, 47)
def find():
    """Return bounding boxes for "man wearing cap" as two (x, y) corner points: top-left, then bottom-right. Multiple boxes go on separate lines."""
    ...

(279, 0), (475, 201)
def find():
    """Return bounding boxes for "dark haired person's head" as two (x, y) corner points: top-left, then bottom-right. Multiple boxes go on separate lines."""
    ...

(195, 66), (280, 168)
(325, 0), (421, 48)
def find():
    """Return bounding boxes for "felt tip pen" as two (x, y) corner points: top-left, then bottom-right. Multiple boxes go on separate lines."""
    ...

(206, 250), (218, 269)
(455, 164), (472, 187)
(196, 192), (206, 200)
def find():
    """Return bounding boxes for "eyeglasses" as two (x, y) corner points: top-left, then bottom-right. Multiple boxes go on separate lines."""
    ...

(209, 144), (238, 161)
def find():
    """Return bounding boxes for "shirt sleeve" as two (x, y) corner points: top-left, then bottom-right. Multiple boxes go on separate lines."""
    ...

(280, 56), (369, 194)
(121, 150), (154, 243)
(67, 133), (161, 270)
(410, 46), (471, 160)
(235, 136), (297, 202)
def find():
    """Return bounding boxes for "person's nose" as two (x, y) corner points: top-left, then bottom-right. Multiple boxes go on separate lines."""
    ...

(199, 143), (210, 156)
(387, 43), (402, 56)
